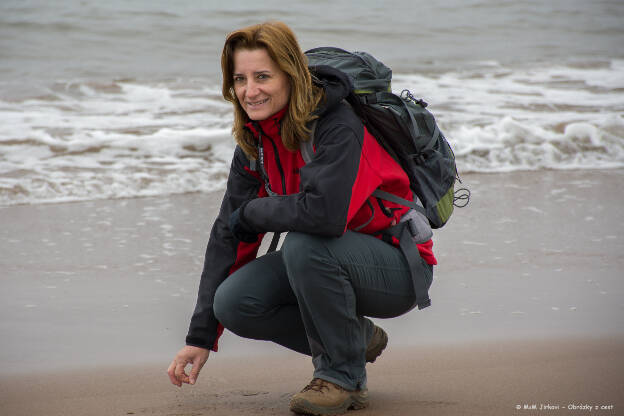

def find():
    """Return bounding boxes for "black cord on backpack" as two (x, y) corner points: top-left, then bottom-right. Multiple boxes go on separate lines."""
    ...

(453, 187), (471, 208)
(400, 89), (428, 108)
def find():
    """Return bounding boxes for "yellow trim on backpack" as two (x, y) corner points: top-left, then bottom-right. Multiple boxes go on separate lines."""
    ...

(436, 185), (455, 225)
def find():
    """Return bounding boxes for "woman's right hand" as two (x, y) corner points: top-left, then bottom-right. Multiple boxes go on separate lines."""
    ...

(167, 345), (210, 387)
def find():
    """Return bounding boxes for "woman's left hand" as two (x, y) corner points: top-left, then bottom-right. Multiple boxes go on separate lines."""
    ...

(229, 202), (259, 242)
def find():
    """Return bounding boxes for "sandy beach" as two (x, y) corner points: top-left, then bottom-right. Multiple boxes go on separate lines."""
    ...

(1, 169), (623, 415)
(1, 338), (622, 416)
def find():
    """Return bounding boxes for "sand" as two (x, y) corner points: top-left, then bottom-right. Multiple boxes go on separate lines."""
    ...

(1, 338), (622, 416)
(1, 169), (623, 415)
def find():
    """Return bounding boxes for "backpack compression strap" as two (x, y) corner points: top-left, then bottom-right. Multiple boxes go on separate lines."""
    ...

(371, 189), (427, 218)
(380, 221), (432, 310)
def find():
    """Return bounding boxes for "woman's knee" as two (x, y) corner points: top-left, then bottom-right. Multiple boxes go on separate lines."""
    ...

(213, 282), (238, 329)
(213, 279), (268, 338)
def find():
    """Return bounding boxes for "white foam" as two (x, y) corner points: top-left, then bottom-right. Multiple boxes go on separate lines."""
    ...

(0, 79), (236, 206)
(462, 241), (487, 246)
(524, 206), (545, 214)
(393, 59), (624, 174)
(1, 60), (623, 206)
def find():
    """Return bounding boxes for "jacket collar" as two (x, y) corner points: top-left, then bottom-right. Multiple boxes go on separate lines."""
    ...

(245, 106), (287, 139)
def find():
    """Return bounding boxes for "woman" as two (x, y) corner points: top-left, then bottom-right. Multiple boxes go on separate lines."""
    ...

(167, 21), (435, 415)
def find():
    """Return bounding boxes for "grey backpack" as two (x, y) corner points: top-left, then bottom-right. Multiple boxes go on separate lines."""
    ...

(304, 47), (469, 229)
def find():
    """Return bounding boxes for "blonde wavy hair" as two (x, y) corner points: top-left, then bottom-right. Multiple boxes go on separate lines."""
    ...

(221, 21), (325, 158)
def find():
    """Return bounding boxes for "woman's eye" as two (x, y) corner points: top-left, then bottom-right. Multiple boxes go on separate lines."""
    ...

(233, 76), (245, 83)
(257, 73), (269, 80)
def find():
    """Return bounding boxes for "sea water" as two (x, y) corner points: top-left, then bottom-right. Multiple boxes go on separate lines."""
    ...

(1, 0), (623, 206)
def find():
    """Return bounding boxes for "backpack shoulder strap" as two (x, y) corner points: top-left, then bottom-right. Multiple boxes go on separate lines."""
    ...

(300, 100), (352, 164)
(300, 120), (317, 164)
(372, 189), (427, 217)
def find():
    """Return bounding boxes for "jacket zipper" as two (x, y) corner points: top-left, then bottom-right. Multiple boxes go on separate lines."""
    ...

(253, 121), (287, 196)
(265, 134), (287, 195)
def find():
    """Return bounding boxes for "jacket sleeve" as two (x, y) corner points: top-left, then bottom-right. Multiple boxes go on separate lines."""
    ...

(243, 105), (382, 236)
(185, 146), (264, 351)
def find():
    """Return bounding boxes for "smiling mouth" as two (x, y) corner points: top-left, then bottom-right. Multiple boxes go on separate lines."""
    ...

(247, 98), (269, 107)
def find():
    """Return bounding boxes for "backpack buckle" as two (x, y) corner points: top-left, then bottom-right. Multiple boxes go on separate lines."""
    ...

(411, 153), (426, 165)
(361, 93), (378, 105)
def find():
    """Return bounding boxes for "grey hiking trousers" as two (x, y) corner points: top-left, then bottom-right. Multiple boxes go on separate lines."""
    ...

(213, 230), (433, 390)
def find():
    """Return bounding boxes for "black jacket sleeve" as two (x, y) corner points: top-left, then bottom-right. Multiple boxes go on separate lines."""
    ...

(185, 146), (263, 350)
(243, 105), (366, 236)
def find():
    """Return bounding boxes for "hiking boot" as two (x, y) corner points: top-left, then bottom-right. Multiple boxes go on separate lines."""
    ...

(290, 378), (369, 415)
(365, 325), (388, 363)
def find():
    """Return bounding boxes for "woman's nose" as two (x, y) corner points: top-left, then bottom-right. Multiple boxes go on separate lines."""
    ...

(246, 80), (260, 98)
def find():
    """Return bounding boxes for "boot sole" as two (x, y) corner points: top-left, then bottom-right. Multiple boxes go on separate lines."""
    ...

(290, 390), (369, 415)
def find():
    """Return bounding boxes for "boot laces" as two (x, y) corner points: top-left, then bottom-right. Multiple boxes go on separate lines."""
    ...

(302, 378), (339, 394)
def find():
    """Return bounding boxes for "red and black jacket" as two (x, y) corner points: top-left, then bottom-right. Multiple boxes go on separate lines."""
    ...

(186, 67), (436, 351)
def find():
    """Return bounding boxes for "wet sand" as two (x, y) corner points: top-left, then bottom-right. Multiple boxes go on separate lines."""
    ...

(1, 337), (622, 416)
(1, 169), (623, 414)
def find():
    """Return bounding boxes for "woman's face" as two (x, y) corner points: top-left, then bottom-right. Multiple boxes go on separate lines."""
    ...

(232, 48), (291, 121)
